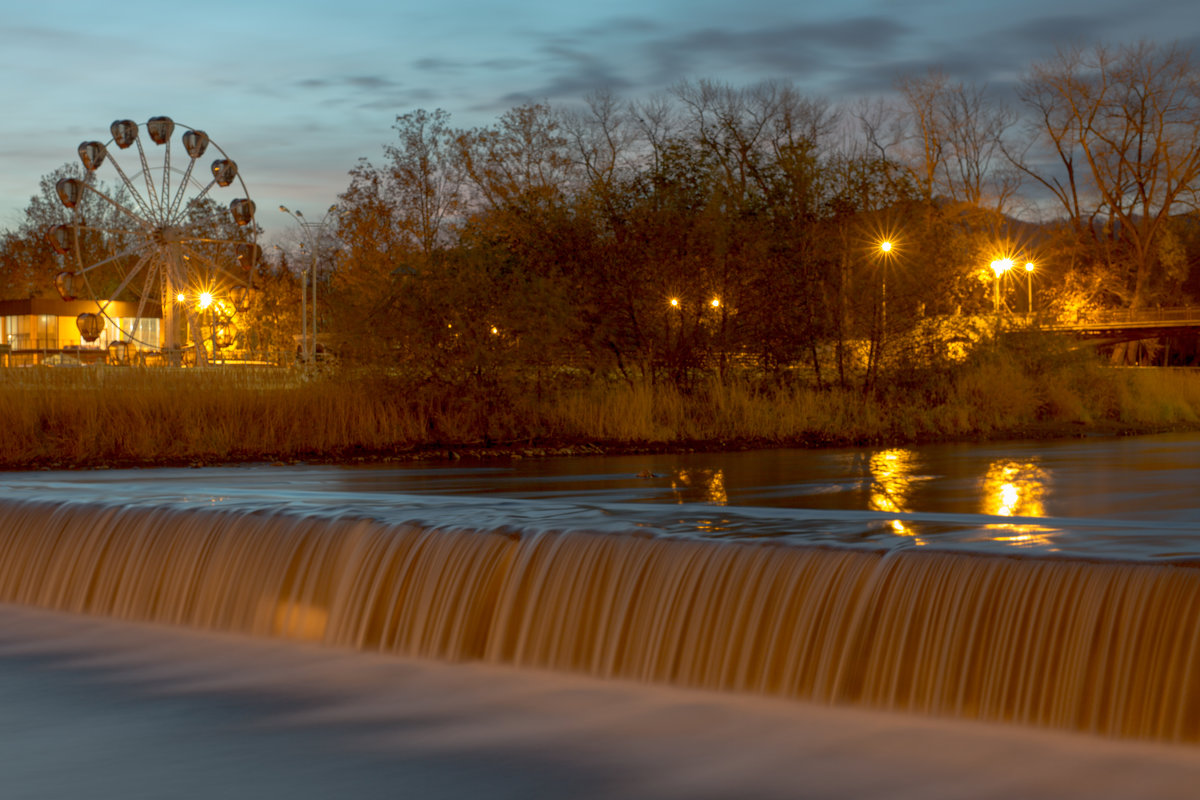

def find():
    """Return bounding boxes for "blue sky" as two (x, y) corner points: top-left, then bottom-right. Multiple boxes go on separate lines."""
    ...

(2, 0), (1196, 243)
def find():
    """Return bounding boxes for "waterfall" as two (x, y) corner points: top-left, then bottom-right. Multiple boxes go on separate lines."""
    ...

(1, 498), (1197, 742)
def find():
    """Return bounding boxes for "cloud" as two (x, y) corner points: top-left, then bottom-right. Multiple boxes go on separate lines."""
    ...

(498, 39), (635, 105)
(1000, 14), (1113, 50)
(413, 57), (463, 72)
(346, 76), (397, 90)
(471, 15), (913, 111)
(578, 16), (663, 37)
(641, 17), (911, 79)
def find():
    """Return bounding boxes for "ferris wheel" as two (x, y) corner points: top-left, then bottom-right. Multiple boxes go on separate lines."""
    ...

(47, 116), (261, 366)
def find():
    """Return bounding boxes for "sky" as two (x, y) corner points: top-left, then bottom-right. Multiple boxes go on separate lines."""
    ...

(1, 0), (1197, 245)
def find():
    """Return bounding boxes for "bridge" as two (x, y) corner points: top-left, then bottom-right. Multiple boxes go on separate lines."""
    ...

(1033, 306), (1200, 344)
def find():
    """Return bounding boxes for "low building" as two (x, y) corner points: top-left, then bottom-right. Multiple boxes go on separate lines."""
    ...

(0, 298), (161, 365)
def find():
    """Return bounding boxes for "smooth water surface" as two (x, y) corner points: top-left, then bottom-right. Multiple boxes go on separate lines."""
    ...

(3, 431), (1200, 560)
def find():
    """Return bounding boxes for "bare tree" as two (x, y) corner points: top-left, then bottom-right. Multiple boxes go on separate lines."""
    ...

(888, 70), (1019, 213)
(384, 109), (463, 261)
(454, 103), (574, 214)
(561, 90), (640, 199)
(1016, 41), (1200, 308)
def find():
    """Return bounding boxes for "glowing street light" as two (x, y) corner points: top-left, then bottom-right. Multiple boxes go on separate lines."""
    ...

(1024, 262), (1035, 313)
(710, 297), (720, 309)
(198, 291), (213, 309)
(669, 297), (680, 308)
(990, 258), (1013, 314)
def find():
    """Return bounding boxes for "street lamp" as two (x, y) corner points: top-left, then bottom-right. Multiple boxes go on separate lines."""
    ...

(878, 240), (895, 332)
(1024, 262), (1035, 313)
(280, 204), (338, 363)
(990, 258), (1013, 314)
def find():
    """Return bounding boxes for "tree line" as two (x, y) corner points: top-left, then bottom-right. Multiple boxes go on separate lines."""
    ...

(323, 41), (1200, 388)
(4, 41), (1200, 387)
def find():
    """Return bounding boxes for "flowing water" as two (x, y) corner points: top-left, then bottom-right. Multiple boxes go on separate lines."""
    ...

(3, 433), (1200, 797)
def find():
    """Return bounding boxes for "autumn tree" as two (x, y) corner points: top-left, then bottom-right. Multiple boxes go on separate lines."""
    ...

(239, 253), (302, 358)
(0, 164), (113, 300)
(326, 160), (411, 363)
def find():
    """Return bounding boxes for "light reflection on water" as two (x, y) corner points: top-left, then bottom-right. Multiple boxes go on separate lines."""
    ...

(980, 459), (1059, 551)
(4, 432), (1200, 561)
(669, 468), (729, 532)
(669, 469), (728, 506)
(868, 448), (925, 543)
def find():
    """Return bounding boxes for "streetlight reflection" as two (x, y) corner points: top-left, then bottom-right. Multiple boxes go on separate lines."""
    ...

(869, 448), (923, 540)
(669, 469), (728, 506)
(981, 459), (1056, 549)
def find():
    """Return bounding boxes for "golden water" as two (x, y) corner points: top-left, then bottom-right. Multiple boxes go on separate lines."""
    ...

(1, 498), (1197, 742)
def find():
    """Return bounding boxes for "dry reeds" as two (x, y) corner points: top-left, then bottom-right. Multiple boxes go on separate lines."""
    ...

(2, 352), (1199, 468)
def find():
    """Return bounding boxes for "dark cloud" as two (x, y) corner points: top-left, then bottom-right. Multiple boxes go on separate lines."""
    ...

(999, 14), (1113, 50)
(478, 15), (912, 110)
(491, 4), (1195, 115)
(285, 74), (442, 116)
(413, 57), (462, 72)
(346, 76), (397, 90)
(578, 16), (663, 37)
(294, 75), (398, 92)
(496, 39), (635, 107)
(641, 16), (911, 79)
(357, 87), (440, 111)
(480, 58), (536, 72)
(0, 25), (84, 47)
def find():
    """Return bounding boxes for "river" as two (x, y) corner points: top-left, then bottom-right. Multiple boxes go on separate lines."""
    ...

(1, 433), (1199, 798)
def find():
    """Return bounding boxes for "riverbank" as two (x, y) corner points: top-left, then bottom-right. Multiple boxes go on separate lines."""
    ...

(4, 346), (1200, 470)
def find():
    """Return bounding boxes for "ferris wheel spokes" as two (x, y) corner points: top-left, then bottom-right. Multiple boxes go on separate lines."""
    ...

(59, 178), (155, 231)
(76, 246), (154, 301)
(166, 130), (210, 221)
(178, 242), (250, 287)
(102, 149), (160, 221)
(113, 259), (161, 347)
(55, 115), (257, 361)
(145, 116), (176, 221)
(131, 133), (161, 214)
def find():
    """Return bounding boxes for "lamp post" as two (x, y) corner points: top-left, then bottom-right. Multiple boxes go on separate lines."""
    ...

(1024, 262), (1035, 313)
(990, 258), (1013, 314)
(280, 204), (337, 363)
(878, 240), (894, 334)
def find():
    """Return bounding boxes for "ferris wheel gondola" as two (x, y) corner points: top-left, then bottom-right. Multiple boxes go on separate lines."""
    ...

(49, 116), (260, 366)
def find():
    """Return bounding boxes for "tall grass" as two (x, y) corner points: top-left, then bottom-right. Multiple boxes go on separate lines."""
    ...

(2, 345), (1200, 468)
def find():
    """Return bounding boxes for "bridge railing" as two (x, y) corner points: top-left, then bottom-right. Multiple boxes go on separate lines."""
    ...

(1044, 306), (1200, 330)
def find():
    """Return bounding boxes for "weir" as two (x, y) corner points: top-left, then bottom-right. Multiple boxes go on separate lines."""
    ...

(1, 497), (1197, 743)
